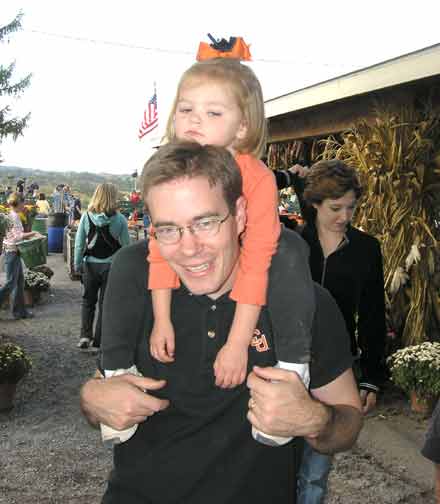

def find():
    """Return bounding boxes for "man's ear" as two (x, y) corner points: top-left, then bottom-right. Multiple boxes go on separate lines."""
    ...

(235, 196), (247, 234)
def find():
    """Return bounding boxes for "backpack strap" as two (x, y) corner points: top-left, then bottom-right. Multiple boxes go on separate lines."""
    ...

(83, 212), (97, 257)
(86, 212), (97, 235)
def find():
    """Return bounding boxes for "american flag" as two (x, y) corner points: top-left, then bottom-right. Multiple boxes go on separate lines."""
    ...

(138, 90), (158, 140)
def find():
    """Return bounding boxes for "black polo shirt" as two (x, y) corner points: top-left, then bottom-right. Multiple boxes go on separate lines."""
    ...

(101, 241), (352, 504)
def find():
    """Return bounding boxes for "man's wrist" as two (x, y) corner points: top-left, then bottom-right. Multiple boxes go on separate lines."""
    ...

(80, 374), (103, 427)
(306, 401), (335, 440)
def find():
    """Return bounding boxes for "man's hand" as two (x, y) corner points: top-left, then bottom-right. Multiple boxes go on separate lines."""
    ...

(80, 373), (170, 430)
(246, 366), (327, 439)
(360, 389), (377, 414)
(247, 366), (363, 454)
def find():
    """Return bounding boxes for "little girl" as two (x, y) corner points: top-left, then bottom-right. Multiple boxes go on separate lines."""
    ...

(100, 57), (314, 445)
(149, 57), (309, 389)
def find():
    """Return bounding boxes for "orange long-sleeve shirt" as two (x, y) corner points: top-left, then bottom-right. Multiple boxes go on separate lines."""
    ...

(148, 153), (281, 306)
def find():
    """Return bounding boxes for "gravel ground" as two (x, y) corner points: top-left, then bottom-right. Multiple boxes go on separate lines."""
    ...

(0, 253), (436, 503)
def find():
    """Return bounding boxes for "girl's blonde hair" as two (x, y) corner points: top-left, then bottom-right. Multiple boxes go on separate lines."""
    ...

(88, 183), (119, 215)
(7, 192), (25, 208)
(164, 58), (267, 158)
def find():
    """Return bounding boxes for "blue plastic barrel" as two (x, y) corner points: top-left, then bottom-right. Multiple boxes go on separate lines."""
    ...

(48, 226), (65, 253)
(47, 213), (68, 253)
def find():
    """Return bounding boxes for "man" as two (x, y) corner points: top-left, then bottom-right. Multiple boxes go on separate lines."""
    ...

(52, 184), (64, 213)
(80, 142), (362, 504)
(16, 178), (25, 194)
(70, 193), (82, 222)
(62, 185), (73, 214)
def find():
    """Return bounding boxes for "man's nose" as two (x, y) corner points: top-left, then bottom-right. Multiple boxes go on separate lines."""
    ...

(179, 228), (202, 256)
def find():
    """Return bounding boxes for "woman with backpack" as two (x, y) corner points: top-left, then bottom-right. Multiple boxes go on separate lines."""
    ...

(74, 183), (130, 350)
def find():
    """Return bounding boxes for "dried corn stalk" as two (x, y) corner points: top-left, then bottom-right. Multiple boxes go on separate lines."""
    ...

(321, 102), (440, 347)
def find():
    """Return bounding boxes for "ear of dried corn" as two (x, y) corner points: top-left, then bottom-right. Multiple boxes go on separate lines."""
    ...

(320, 101), (440, 348)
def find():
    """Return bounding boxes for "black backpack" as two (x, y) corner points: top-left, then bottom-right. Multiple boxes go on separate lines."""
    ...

(83, 212), (121, 259)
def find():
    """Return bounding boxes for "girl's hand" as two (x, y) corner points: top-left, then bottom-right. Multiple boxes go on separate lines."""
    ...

(213, 342), (248, 388)
(150, 320), (175, 363)
(288, 164), (309, 178)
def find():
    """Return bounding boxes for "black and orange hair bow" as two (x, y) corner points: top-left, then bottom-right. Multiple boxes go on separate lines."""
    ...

(196, 33), (251, 61)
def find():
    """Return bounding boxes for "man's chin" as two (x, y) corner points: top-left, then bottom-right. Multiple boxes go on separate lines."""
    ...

(180, 275), (226, 298)
(182, 281), (218, 297)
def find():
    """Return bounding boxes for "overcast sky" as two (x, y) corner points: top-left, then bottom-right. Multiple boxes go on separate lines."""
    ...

(1, 0), (439, 175)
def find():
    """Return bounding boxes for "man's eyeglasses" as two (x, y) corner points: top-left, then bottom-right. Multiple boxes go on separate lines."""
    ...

(152, 213), (230, 245)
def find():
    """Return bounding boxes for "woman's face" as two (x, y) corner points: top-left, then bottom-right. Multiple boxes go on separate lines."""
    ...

(313, 189), (357, 233)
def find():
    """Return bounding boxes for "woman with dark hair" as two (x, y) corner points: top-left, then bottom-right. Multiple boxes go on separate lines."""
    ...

(294, 159), (386, 504)
(0, 192), (38, 319)
(74, 183), (130, 350)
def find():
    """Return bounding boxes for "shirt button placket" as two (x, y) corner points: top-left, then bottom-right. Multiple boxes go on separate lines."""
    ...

(207, 305), (217, 338)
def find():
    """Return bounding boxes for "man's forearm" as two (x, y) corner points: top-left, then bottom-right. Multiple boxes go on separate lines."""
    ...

(305, 403), (363, 455)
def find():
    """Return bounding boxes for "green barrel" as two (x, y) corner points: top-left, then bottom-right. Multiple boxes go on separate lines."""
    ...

(32, 217), (48, 234)
(32, 217), (48, 255)
(17, 237), (47, 268)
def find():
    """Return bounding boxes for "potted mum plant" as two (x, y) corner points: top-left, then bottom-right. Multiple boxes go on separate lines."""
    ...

(387, 341), (440, 414)
(0, 342), (32, 411)
(24, 269), (51, 306)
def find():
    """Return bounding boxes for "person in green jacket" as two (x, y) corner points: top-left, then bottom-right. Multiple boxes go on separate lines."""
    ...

(74, 183), (130, 350)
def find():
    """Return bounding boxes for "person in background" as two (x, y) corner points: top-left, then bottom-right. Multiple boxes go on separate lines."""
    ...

(16, 179), (25, 194)
(74, 183), (130, 350)
(36, 193), (51, 216)
(63, 185), (73, 217)
(29, 182), (40, 199)
(0, 192), (37, 319)
(129, 190), (140, 205)
(72, 194), (82, 221)
(422, 399), (440, 504)
(68, 192), (82, 224)
(288, 159), (386, 504)
(52, 185), (64, 213)
(274, 164), (308, 214)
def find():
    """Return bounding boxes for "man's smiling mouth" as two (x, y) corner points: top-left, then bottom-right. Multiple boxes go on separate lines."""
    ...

(185, 262), (211, 274)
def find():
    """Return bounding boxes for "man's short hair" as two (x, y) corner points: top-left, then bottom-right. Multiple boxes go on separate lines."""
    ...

(140, 142), (243, 215)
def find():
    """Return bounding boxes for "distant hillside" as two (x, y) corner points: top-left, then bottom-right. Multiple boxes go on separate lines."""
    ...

(0, 165), (137, 203)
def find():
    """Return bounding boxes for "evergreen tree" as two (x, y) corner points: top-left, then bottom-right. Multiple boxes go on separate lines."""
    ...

(0, 11), (32, 161)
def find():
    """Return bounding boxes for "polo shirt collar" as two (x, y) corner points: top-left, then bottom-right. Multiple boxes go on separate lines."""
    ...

(178, 285), (233, 307)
